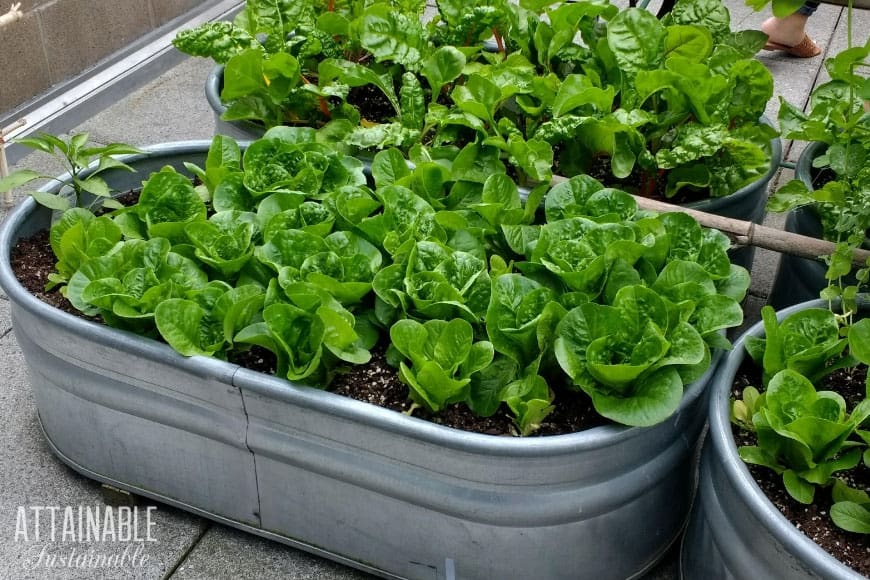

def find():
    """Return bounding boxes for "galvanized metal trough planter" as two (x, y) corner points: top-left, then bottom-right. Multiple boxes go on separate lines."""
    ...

(1, 142), (722, 580)
(680, 298), (868, 580)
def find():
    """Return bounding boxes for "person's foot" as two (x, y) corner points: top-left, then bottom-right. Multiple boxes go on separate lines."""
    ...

(761, 15), (821, 57)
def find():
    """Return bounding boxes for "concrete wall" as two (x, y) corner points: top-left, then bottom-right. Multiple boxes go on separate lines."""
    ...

(0, 0), (205, 115)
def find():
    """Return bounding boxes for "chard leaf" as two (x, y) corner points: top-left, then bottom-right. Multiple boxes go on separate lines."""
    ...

(359, 4), (425, 70)
(656, 125), (729, 169)
(452, 75), (502, 129)
(422, 46), (466, 104)
(668, 0), (730, 42)
(399, 72), (425, 131)
(372, 148), (411, 188)
(172, 22), (260, 64)
(451, 144), (505, 184)
(664, 24), (713, 62)
(319, 58), (400, 115)
(552, 75), (616, 117)
(247, 0), (313, 52)
(607, 9), (666, 73)
(728, 60), (774, 122)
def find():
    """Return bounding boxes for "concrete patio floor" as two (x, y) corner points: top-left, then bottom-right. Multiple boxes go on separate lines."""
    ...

(0, 0), (866, 578)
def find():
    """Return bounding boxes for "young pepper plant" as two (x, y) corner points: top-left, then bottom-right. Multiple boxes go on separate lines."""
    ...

(0, 132), (144, 211)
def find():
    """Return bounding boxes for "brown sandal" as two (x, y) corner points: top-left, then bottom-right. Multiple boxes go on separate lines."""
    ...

(763, 34), (821, 58)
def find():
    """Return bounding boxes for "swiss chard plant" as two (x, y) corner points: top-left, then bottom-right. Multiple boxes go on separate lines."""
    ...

(34, 130), (748, 435)
(534, 0), (776, 198)
(173, 0), (464, 148)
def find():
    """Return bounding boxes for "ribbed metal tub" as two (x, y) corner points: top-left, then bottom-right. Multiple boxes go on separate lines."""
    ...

(238, 357), (716, 580)
(1, 142), (721, 580)
(680, 298), (867, 580)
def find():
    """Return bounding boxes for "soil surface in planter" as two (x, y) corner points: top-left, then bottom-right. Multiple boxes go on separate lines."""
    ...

(733, 360), (870, 576)
(10, 227), (607, 438)
(348, 84), (397, 125)
(581, 154), (712, 205)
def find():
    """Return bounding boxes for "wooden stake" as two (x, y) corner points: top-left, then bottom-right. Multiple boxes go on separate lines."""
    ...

(1, 118), (27, 208)
(0, 3), (22, 28)
(550, 174), (870, 267)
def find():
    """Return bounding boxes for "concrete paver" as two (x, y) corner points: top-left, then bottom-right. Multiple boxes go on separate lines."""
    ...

(171, 525), (375, 580)
(0, 333), (206, 579)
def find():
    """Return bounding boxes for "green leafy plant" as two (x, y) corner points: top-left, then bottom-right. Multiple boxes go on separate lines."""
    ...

(390, 318), (494, 413)
(174, 0), (443, 144)
(767, 41), (870, 313)
(744, 305), (853, 387)
(736, 368), (870, 504)
(0, 132), (144, 211)
(31, 130), (748, 435)
(539, 0), (775, 198)
(733, 305), (870, 534)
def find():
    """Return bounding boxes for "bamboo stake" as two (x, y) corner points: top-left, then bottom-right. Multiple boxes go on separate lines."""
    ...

(0, 3), (22, 28)
(1, 119), (27, 208)
(550, 175), (870, 267)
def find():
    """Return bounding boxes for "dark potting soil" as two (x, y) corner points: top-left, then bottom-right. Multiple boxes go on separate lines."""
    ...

(580, 155), (713, 205)
(349, 84), (397, 124)
(10, 230), (82, 316)
(330, 345), (606, 436)
(732, 361), (870, 575)
(11, 231), (604, 437)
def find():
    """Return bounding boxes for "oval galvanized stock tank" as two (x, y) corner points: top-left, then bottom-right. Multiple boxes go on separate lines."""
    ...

(1, 141), (722, 580)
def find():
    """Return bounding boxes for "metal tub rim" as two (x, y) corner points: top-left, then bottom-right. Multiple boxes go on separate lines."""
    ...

(236, 352), (719, 457)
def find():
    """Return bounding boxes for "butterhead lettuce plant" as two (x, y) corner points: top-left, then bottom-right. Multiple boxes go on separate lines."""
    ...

(34, 130), (748, 435)
(733, 304), (870, 534)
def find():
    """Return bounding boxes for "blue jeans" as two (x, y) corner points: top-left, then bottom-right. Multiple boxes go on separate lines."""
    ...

(798, 1), (820, 16)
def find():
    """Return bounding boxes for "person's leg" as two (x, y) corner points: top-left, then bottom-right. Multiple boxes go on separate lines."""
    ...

(761, 3), (821, 57)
